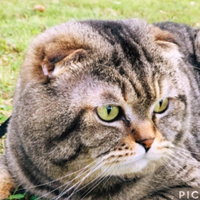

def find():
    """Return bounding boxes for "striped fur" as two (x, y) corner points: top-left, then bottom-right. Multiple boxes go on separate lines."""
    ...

(1, 19), (200, 200)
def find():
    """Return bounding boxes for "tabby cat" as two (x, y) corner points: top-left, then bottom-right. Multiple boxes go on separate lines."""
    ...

(0, 19), (200, 200)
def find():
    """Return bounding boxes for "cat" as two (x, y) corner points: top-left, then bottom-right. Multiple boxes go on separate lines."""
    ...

(0, 18), (200, 200)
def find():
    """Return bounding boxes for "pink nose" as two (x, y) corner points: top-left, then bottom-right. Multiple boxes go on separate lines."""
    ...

(137, 138), (155, 152)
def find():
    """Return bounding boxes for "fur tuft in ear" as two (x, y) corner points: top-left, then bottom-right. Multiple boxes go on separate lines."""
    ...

(42, 48), (87, 77)
(150, 26), (178, 49)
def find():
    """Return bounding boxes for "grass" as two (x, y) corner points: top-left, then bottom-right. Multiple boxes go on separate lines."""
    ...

(0, 0), (200, 199)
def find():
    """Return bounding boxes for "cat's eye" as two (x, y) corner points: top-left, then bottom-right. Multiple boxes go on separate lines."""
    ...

(97, 105), (119, 122)
(153, 98), (169, 114)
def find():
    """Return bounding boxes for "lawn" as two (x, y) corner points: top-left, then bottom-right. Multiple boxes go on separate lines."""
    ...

(0, 0), (200, 199)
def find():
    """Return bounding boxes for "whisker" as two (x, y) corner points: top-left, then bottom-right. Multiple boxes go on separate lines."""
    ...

(54, 159), (107, 200)
(102, 161), (120, 187)
(80, 163), (117, 199)
(35, 160), (101, 200)
(18, 160), (97, 193)
(165, 153), (194, 180)
(172, 150), (199, 165)
(78, 157), (120, 195)
(163, 155), (181, 177)
(173, 146), (200, 155)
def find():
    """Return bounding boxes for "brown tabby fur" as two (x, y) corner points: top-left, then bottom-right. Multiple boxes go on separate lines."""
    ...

(1, 19), (200, 200)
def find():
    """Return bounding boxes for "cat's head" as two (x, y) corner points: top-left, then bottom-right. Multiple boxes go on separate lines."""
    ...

(9, 19), (193, 197)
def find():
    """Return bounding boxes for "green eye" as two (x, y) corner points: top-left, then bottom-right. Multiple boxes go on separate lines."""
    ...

(154, 98), (169, 113)
(97, 105), (119, 122)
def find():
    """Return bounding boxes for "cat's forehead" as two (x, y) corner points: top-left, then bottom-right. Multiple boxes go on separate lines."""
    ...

(80, 55), (184, 109)
(80, 65), (161, 107)
(22, 19), (185, 101)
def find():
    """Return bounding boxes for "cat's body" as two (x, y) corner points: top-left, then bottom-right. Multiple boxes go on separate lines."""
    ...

(1, 19), (200, 200)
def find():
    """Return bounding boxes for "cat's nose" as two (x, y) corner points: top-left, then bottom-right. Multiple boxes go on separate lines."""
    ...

(137, 138), (155, 152)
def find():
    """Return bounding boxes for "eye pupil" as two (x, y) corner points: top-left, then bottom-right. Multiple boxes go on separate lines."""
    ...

(159, 100), (163, 107)
(107, 106), (112, 114)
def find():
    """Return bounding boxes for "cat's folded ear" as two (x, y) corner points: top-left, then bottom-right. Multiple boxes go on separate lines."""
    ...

(42, 47), (87, 77)
(149, 26), (182, 63)
(150, 26), (178, 49)
(20, 27), (89, 87)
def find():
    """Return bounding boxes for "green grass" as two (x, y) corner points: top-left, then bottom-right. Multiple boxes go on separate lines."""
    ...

(0, 0), (200, 199)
